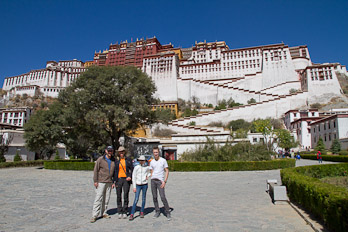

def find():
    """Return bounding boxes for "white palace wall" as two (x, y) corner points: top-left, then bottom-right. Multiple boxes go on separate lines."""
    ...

(143, 53), (179, 102)
(260, 81), (302, 95)
(302, 64), (345, 104)
(2, 60), (86, 98)
(2, 41), (347, 118)
(231, 74), (263, 90)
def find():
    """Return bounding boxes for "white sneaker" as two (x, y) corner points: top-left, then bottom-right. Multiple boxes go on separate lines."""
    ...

(118, 214), (122, 219)
(123, 214), (127, 219)
(90, 217), (97, 223)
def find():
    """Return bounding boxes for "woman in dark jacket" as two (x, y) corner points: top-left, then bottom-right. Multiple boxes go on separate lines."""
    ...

(114, 146), (133, 219)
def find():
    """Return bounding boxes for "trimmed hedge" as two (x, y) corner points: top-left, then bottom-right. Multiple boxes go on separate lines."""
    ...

(300, 154), (348, 162)
(167, 159), (295, 171)
(45, 159), (87, 162)
(44, 161), (95, 170)
(0, 159), (86, 169)
(281, 164), (348, 232)
(0, 160), (44, 169)
(339, 151), (348, 156)
(44, 159), (295, 171)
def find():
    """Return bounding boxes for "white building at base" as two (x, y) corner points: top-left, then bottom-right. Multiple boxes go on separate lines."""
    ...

(0, 107), (33, 127)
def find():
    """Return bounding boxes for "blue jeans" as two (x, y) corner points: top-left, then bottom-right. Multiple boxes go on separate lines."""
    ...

(131, 184), (148, 215)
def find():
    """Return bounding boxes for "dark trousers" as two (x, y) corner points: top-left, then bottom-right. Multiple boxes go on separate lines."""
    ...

(151, 179), (170, 214)
(116, 177), (130, 214)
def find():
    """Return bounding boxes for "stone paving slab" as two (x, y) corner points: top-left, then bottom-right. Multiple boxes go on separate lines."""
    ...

(0, 161), (328, 232)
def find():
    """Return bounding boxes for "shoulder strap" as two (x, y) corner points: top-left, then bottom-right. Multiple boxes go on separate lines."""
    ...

(120, 159), (127, 174)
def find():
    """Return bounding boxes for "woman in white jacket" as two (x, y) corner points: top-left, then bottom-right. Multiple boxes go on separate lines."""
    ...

(129, 155), (151, 220)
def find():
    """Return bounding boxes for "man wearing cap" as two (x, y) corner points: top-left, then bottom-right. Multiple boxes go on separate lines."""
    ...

(114, 146), (133, 219)
(91, 146), (115, 223)
(150, 147), (171, 220)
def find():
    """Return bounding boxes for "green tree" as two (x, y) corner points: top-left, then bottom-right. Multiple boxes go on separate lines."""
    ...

(54, 150), (60, 160)
(58, 65), (157, 150)
(270, 118), (284, 129)
(191, 96), (201, 109)
(252, 119), (274, 153)
(330, 139), (341, 154)
(315, 137), (326, 152)
(178, 98), (189, 112)
(234, 128), (248, 138)
(274, 129), (297, 151)
(24, 102), (65, 160)
(0, 133), (13, 162)
(182, 108), (198, 117)
(154, 108), (176, 124)
(13, 151), (22, 162)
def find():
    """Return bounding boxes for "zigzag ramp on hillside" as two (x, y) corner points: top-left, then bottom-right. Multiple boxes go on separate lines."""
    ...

(169, 91), (308, 133)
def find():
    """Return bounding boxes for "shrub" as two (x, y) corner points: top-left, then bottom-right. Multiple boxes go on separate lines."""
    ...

(310, 103), (322, 109)
(281, 164), (348, 232)
(187, 121), (196, 126)
(207, 121), (225, 127)
(289, 88), (298, 94)
(339, 150), (348, 156)
(13, 152), (22, 162)
(215, 98), (242, 110)
(227, 119), (251, 131)
(0, 153), (6, 163)
(247, 98), (256, 104)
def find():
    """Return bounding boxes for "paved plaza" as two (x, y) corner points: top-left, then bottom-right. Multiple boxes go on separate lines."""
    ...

(0, 160), (330, 232)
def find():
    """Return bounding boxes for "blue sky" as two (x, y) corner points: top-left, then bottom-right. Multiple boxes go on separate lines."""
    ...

(1, 0), (347, 85)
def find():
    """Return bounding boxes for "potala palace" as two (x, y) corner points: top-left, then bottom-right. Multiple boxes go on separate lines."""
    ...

(2, 37), (348, 159)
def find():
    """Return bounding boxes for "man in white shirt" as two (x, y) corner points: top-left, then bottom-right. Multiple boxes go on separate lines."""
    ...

(150, 147), (171, 220)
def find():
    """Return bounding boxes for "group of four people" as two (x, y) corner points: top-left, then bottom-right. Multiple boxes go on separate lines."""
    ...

(91, 146), (171, 223)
